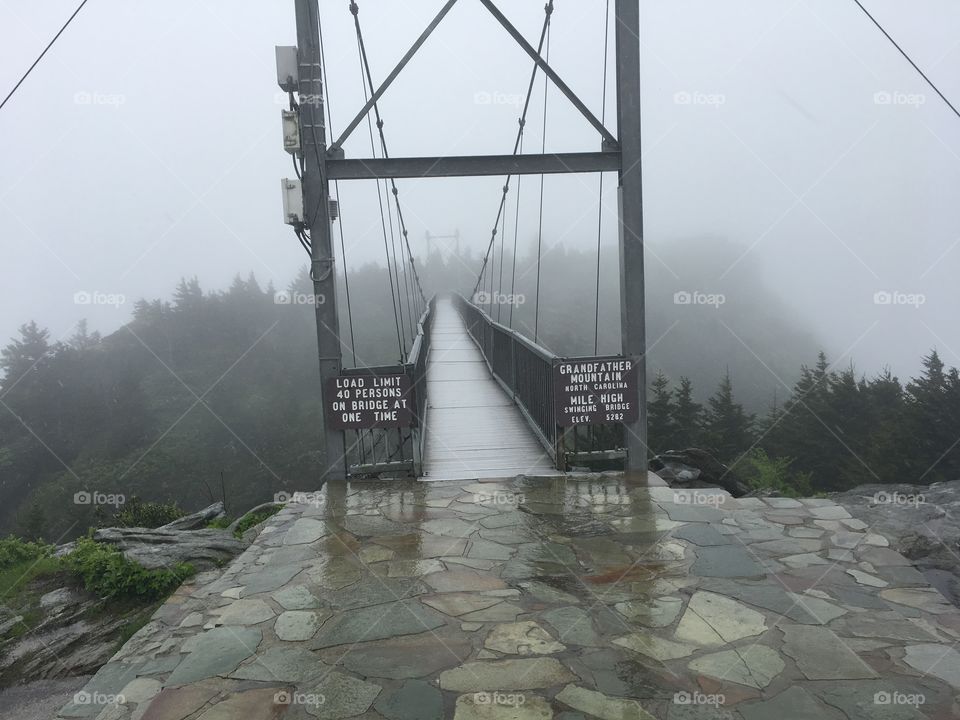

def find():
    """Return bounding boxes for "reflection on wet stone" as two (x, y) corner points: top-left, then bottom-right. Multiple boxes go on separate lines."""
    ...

(58, 476), (960, 720)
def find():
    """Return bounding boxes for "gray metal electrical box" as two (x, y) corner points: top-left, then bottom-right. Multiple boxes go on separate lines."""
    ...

(280, 178), (304, 225)
(275, 46), (299, 92)
(281, 109), (300, 154)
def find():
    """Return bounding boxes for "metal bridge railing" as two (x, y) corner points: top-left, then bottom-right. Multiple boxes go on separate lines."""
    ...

(454, 293), (626, 470)
(344, 297), (435, 477)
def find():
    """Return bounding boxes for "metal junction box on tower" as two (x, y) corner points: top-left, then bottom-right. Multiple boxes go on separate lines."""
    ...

(281, 109), (300, 154)
(280, 178), (304, 225)
(275, 46), (299, 92)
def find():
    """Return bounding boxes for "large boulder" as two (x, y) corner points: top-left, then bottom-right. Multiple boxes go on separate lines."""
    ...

(832, 480), (960, 607)
(92, 527), (247, 571)
(650, 448), (749, 497)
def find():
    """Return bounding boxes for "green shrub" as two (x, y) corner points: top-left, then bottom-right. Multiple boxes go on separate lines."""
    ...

(206, 517), (232, 530)
(736, 448), (813, 498)
(233, 505), (281, 539)
(110, 497), (184, 529)
(62, 538), (194, 601)
(0, 537), (54, 570)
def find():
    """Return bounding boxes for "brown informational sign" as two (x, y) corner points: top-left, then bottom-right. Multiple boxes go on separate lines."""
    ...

(325, 373), (415, 430)
(554, 356), (639, 426)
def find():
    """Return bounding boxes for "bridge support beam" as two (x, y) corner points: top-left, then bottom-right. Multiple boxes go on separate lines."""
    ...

(326, 151), (621, 180)
(296, 0), (347, 482)
(615, 0), (648, 474)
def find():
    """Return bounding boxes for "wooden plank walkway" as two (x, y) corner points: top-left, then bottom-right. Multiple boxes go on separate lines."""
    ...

(421, 297), (560, 481)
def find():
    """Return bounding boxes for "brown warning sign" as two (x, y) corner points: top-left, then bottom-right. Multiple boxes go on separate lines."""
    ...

(554, 356), (639, 427)
(325, 373), (415, 430)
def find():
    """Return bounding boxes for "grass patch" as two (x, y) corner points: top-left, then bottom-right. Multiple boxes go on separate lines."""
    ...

(206, 517), (232, 529)
(0, 559), (63, 640)
(0, 557), (62, 600)
(232, 505), (282, 539)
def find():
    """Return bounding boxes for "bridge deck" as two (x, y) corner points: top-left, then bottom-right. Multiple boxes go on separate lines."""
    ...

(421, 297), (559, 481)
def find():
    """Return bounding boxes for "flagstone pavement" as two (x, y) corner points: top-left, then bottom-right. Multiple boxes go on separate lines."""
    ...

(56, 473), (960, 719)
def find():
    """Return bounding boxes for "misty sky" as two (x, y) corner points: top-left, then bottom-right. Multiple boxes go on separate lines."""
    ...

(2, 0), (959, 384)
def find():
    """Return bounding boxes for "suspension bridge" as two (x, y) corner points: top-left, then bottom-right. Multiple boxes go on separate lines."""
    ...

(283, 0), (647, 482)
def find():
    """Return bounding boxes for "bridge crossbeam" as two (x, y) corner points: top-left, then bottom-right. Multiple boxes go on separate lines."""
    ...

(326, 151), (621, 180)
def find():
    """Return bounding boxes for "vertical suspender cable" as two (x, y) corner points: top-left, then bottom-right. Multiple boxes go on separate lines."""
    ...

(508, 132), (523, 329)
(355, 31), (404, 359)
(352, 2), (426, 339)
(496, 180), (507, 322)
(593, 0), (611, 355)
(318, 8), (358, 368)
(533, 24), (551, 344)
(472, 1), (553, 304)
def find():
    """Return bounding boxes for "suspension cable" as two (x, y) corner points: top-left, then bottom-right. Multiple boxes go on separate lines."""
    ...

(593, 0), (611, 355)
(352, 2), (428, 333)
(353, 23), (404, 358)
(318, 6), (358, 367)
(852, 0), (960, 120)
(386, 185), (415, 342)
(0, 0), (90, 112)
(496, 201), (508, 320)
(472, 1), (555, 301)
(495, 175), (508, 322)
(507, 132), (523, 329)
(532, 22), (551, 344)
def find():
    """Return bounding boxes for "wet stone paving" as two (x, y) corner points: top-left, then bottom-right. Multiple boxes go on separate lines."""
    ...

(57, 474), (960, 719)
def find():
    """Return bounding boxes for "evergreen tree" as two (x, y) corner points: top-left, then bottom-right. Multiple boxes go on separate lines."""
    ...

(673, 376), (703, 448)
(763, 353), (839, 490)
(704, 371), (755, 463)
(0, 321), (51, 388)
(904, 350), (955, 482)
(647, 371), (677, 456)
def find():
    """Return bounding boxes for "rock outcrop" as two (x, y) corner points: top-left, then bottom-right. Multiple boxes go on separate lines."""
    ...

(92, 527), (247, 571)
(650, 448), (749, 497)
(0, 578), (145, 687)
(833, 480), (960, 607)
(2, 513), (249, 689)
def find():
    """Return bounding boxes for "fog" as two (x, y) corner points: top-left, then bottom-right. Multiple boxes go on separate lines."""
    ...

(2, 0), (959, 383)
